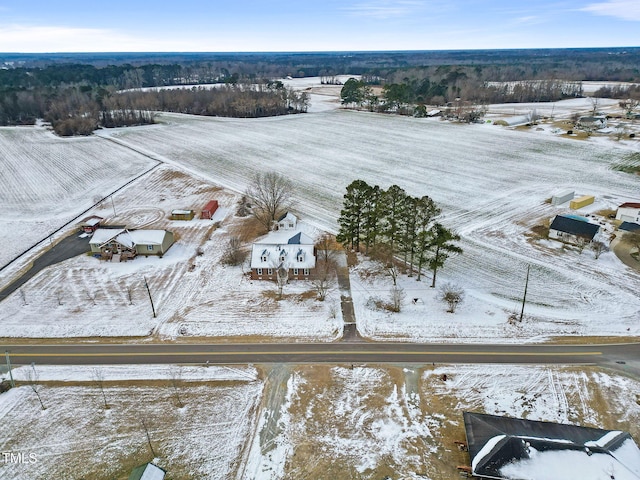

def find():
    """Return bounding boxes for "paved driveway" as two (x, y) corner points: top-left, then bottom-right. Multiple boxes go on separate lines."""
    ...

(0, 232), (90, 301)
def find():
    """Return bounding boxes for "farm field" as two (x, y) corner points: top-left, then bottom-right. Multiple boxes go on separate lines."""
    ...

(90, 106), (640, 341)
(0, 126), (157, 268)
(0, 94), (638, 341)
(1, 364), (638, 479)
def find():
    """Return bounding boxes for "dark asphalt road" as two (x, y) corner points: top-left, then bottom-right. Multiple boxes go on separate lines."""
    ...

(2, 342), (639, 377)
(0, 233), (90, 301)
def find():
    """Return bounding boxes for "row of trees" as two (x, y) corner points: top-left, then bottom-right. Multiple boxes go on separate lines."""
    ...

(336, 180), (462, 287)
(0, 81), (308, 135)
(341, 76), (587, 118)
(114, 83), (309, 118)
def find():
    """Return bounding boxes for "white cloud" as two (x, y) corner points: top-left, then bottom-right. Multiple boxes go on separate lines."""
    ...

(582, 0), (640, 21)
(512, 15), (543, 25)
(0, 25), (196, 52)
(343, 1), (426, 19)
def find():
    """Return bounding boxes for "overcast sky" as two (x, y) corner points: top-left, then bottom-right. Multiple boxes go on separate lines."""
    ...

(0, 0), (638, 53)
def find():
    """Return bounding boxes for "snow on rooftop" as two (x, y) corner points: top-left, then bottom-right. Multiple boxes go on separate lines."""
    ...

(89, 228), (125, 245)
(138, 463), (165, 480)
(129, 229), (168, 245)
(585, 430), (625, 448)
(472, 434), (507, 472)
(254, 229), (314, 246)
(499, 445), (640, 480)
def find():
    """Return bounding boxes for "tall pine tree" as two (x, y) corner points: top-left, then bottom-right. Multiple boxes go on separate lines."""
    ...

(427, 223), (463, 287)
(336, 180), (370, 251)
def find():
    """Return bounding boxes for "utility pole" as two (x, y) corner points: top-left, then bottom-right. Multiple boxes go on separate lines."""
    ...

(111, 195), (117, 217)
(519, 264), (530, 323)
(144, 277), (156, 318)
(5, 351), (15, 388)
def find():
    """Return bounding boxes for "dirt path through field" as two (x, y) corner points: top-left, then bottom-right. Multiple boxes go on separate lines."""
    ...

(612, 235), (640, 272)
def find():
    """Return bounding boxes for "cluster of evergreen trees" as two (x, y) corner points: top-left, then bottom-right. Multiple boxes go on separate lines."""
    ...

(336, 180), (462, 287)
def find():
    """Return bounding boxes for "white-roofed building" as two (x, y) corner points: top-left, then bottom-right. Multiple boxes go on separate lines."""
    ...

(89, 228), (175, 261)
(250, 229), (316, 281)
(128, 462), (166, 480)
(275, 211), (298, 231)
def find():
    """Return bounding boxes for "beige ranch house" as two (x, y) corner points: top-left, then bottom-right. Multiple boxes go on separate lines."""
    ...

(89, 228), (175, 261)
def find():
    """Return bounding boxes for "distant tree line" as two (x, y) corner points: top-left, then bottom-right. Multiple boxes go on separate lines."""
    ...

(2, 48), (640, 132)
(342, 59), (640, 119)
(0, 80), (307, 135)
(336, 180), (462, 287)
(113, 82), (308, 118)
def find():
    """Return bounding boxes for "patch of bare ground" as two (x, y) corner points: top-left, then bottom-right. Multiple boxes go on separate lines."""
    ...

(594, 207), (616, 218)
(228, 215), (265, 243)
(419, 366), (470, 480)
(524, 224), (550, 246)
(346, 250), (359, 267)
(280, 364), (438, 479)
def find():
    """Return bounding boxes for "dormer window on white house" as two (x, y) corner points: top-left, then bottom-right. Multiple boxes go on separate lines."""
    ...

(297, 250), (304, 262)
(261, 249), (269, 262)
(279, 249), (287, 262)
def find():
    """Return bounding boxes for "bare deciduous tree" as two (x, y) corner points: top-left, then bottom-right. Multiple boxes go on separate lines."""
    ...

(620, 98), (640, 117)
(92, 367), (109, 409)
(313, 234), (338, 301)
(591, 240), (608, 260)
(575, 237), (588, 254)
(221, 236), (247, 266)
(245, 171), (293, 232)
(25, 363), (46, 410)
(439, 283), (465, 313)
(389, 285), (405, 313)
(55, 289), (64, 306)
(589, 97), (600, 116)
(85, 289), (97, 306)
(614, 123), (628, 141)
(126, 284), (135, 305)
(275, 262), (289, 300)
(169, 365), (185, 408)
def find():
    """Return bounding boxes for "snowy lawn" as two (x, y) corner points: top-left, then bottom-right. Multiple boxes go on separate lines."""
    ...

(0, 165), (342, 340)
(0, 366), (263, 480)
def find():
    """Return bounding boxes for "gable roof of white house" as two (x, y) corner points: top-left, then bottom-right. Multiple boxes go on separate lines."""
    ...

(90, 229), (169, 248)
(250, 230), (315, 269)
(276, 211), (298, 229)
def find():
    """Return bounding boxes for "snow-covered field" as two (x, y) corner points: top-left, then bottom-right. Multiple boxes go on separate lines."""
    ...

(0, 165), (342, 339)
(4, 364), (632, 479)
(0, 126), (157, 268)
(1, 76), (639, 341)
(91, 103), (639, 341)
(0, 365), (263, 480)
